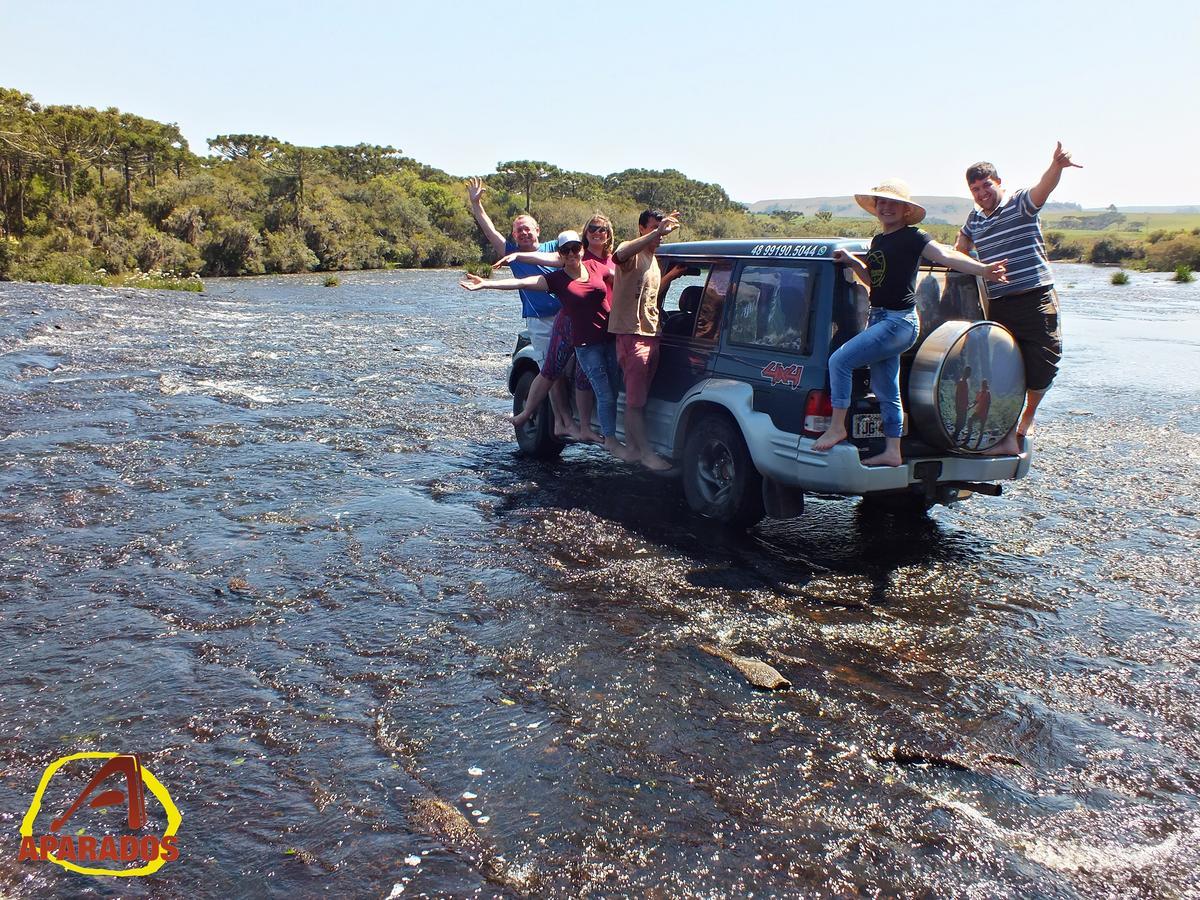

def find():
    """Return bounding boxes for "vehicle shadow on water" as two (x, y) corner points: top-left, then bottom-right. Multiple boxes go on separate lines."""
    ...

(472, 442), (992, 610)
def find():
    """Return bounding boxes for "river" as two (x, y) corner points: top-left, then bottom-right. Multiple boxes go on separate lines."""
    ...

(1, 263), (1197, 897)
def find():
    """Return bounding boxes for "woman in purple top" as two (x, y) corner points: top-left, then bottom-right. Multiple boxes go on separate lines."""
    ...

(461, 230), (636, 462)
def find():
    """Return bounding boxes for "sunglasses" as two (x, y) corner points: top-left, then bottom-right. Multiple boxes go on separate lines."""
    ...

(560, 243), (583, 254)
(586, 224), (610, 233)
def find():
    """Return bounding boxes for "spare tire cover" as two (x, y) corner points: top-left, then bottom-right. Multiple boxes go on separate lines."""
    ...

(908, 320), (1025, 453)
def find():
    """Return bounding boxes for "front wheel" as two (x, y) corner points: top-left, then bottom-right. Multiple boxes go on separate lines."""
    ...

(682, 414), (765, 528)
(512, 369), (563, 458)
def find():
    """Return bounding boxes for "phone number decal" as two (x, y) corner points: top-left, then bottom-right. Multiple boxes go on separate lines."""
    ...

(749, 243), (829, 258)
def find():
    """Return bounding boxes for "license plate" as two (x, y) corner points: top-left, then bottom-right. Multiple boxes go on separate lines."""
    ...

(852, 414), (884, 439)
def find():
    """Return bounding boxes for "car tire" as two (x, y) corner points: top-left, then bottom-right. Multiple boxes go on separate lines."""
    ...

(682, 414), (765, 528)
(512, 369), (564, 459)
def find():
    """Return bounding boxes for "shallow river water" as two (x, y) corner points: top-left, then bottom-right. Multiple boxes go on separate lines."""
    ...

(0, 264), (1198, 898)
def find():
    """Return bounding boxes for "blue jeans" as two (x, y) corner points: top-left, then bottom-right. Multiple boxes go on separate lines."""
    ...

(828, 307), (919, 439)
(574, 342), (620, 437)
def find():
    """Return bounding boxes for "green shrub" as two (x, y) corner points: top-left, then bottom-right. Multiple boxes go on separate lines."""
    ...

(112, 270), (204, 292)
(201, 217), (265, 276)
(322, 275), (340, 287)
(13, 252), (103, 285)
(1174, 265), (1195, 283)
(1145, 234), (1200, 272)
(1111, 270), (1130, 285)
(263, 227), (318, 274)
(131, 227), (202, 275)
(1089, 237), (1140, 265)
(1045, 231), (1086, 261)
(0, 237), (16, 279)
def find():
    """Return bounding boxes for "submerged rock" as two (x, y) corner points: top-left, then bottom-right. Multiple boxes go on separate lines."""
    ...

(409, 796), (539, 892)
(699, 643), (791, 690)
(410, 797), (482, 852)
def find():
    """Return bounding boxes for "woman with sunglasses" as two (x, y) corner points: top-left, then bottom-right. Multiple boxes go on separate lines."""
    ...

(462, 228), (635, 462)
(496, 214), (616, 444)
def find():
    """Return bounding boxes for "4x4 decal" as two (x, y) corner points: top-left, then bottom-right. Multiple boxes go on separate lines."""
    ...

(761, 361), (803, 389)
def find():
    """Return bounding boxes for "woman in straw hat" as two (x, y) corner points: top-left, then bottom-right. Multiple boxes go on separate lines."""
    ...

(811, 179), (1008, 466)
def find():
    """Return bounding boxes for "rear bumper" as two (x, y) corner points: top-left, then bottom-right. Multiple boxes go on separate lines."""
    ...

(790, 437), (1030, 496)
(661, 380), (1031, 498)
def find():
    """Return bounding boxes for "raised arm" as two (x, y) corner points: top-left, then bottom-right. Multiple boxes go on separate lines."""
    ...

(922, 241), (1008, 283)
(459, 272), (548, 293)
(613, 211), (681, 264)
(1029, 141), (1083, 209)
(656, 263), (689, 305)
(493, 250), (563, 270)
(832, 249), (869, 285)
(467, 176), (508, 256)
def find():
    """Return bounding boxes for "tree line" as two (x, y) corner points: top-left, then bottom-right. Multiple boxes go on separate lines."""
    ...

(1, 87), (883, 286)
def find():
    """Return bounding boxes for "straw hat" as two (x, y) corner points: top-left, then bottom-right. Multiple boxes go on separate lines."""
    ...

(854, 178), (926, 225)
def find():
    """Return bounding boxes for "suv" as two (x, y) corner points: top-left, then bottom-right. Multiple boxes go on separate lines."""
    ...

(507, 238), (1032, 526)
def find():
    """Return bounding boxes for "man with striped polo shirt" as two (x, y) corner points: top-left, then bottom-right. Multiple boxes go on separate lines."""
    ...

(955, 142), (1082, 455)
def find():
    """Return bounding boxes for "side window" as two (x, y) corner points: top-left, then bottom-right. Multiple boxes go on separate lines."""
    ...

(694, 265), (732, 342)
(913, 267), (985, 343)
(728, 263), (817, 353)
(831, 270), (869, 351)
(657, 260), (708, 315)
(657, 260), (732, 341)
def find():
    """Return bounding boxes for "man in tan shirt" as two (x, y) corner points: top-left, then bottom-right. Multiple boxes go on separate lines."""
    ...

(609, 209), (680, 471)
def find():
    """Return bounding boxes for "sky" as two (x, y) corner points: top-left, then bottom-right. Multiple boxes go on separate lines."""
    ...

(3, 0), (1197, 209)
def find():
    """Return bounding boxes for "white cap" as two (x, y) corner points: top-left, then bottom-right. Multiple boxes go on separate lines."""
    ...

(556, 230), (583, 249)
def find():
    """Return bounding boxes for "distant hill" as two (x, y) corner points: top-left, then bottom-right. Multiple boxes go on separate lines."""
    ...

(747, 196), (1083, 225)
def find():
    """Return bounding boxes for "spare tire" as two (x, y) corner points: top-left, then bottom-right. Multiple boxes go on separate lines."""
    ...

(908, 320), (1025, 453)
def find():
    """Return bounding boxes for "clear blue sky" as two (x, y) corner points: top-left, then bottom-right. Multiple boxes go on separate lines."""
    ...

(3, 0), (1196, 208)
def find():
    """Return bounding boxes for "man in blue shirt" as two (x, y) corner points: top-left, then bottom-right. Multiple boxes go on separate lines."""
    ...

(467, 177), (572, 430)
(955, 142), (1082, 454)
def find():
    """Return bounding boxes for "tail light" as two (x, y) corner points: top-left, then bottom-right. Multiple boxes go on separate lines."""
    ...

(802, 389), (832, 437)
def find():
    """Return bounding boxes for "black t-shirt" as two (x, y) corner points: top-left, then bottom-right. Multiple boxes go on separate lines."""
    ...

(866, 226), (933, 310)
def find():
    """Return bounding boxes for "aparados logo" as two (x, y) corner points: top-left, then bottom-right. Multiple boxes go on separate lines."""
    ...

(17, 752), (182, 876)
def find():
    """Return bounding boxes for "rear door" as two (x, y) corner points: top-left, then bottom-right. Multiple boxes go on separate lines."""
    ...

(644, 259), (733, 447)
(711, 260), (825, 438)
(652, 258), (733, 402)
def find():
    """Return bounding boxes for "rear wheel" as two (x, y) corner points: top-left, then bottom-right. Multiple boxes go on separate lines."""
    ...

(513, 369), (564, 458)
(682, 414), (765, 527)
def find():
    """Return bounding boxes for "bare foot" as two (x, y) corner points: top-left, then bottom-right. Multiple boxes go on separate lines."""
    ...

(860, 450), (903, 467)
(640, 451), (673, 472)
(982, 434), (1021, 456)
(812, 426), (847, 452)
(578, 429), (605, 445)
(511, 408), (532, 428)
(604, 437), (639, 462)
(555, 422), (582, 441)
